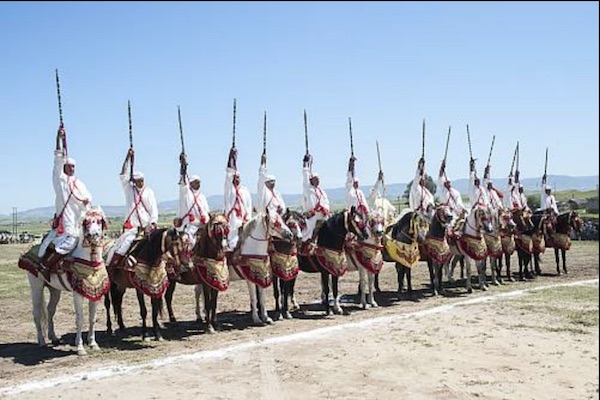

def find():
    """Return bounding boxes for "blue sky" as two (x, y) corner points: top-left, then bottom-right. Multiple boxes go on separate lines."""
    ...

(0, 1), (598, 215)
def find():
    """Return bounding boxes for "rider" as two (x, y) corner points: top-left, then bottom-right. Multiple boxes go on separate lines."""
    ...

(38, 125), (93, 271)
(484, 165), (505, 211)
(540, 174), (559, 216)
(108, 148), (159, 270)
(346, 155), (370, 216)
(301, 152), (331, 247)
(369, 170), (397, 226)
(409, 156), (435, 216)
(469, 158), (491, 210)
(175, 152), (210, 250)
(257, 153), (285, 216)
(224, 146), (252, 252)
(438, 159), (467, 230)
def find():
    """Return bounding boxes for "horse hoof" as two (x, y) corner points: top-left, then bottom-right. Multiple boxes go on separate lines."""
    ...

(508, 277), (516, 282)
(283, 312), (293, 320)
(333, 307), (343, 315)
(480, 285), (488, 291)
(370, 302), (379, 308)
(169, 316), (177, 323)
(77, 348), (87, 356)
(563, 269), (568, 275)
(492, 281), (500, 286)
(206, 325), (216, 334)
(467, 288), (473, 294)
(51, 338), (61, 346)
(276, 313), (284, 321)
(264, 317), (274, 325)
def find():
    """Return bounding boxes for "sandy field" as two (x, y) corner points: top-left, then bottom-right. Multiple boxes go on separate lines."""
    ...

(0, 241), (598, 399)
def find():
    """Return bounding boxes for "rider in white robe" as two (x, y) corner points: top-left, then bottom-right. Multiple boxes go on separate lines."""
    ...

(257, 153), (285, 216)
(301, 153), (331, 243)
(408, 157), (435, 216)
(369, 170), (397, 226)
(176, 153), (210, 249)
(224, 147), (252, 251)
(345, 156), (370, 216)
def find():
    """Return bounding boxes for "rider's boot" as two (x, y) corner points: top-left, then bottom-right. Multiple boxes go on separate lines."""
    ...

(39, 245), (62, 273)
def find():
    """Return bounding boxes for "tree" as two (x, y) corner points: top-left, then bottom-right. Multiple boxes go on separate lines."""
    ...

(527, 194), (540, 210)
(402, 175), (437, 200)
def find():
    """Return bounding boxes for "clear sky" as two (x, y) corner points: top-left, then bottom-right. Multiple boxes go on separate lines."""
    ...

(0, 1), (598, 215)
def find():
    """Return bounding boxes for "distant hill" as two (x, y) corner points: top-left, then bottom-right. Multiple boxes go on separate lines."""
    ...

(2, 175), (597, 221)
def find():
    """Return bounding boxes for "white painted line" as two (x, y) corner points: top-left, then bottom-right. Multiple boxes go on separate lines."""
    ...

(1, 278), (597, 396)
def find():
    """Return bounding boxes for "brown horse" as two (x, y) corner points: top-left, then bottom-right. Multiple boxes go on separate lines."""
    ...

(421, 205), (454, 296)
(104, 227), (183, 341)
(164, 213), (229, 334)
(545, 211), (583, 275)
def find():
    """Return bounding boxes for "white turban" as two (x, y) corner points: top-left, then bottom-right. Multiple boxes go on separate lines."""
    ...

(545, 185), (552, 191)
(66, 157), (76, 166)
(132, 171), (145, 180)
(189, 175), (200, 183)
(265, 174), (276, 182)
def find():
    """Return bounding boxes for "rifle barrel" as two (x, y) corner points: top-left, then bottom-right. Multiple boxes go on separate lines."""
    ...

(467, 124), (473, 160)
(443, 126), (451, 161)
(486, 135), (496, 166)
(263, 110), (267, 156)
(303, 109), (309, 154)
(178, 106), (185, 155)
(232, 98), (237, 148)
(349, 117), (354, 157)
(55, 69), (63, 127)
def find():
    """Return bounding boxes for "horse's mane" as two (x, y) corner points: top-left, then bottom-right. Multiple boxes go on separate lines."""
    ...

(238, 213), (263, 245)
(325, 210), (346, 232)
(194, 213), (226, 259)
(391, 211), (413, 237)
(133, 228), (169, 264)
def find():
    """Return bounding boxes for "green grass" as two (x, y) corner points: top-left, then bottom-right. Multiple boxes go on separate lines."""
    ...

(0, 262), (30, 300)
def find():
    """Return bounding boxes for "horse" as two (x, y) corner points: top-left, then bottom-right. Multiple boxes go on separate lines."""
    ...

(104, 227), (183, 341)
(544, 211), (583, 275)
(298, 206), (369, 315)
(381, 210), (430, 299)
(482, 208), (516, 286)
(228, 207), (294, 325)
(18, 206), (110, 355)
(163, 213), (229, 334)
(420, 205), (454, 296)
(495, 208), (523, 282)
(447, 206), (494, 293)
(514, 210), (551, 280)
(530, 210), (556, 275)
(346, 209), (385, 309)
(271, 209), (305, 320)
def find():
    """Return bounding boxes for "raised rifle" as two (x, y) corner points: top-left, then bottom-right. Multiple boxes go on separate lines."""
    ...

(262, 110), (267, 157)
(177, 105), (187, 177)
(303, 109), (309, 155)
(376, 140), (386, 197)
(231, 98), (237, 150)
(349, 117), (354, 158)
(55, 69), (68, 155)
(127, 100), (134, 181)
(543, 147), (549, 184)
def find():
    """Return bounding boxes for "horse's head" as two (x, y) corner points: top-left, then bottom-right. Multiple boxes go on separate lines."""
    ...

(511, 208), (534, 232)
(207, 213), (230, 248)
(570, 211), (583, 233)
(433, 205), (453, 228)
(82, 206), (108, 247)
(498, 208), (517, 234)
(282, 208), (306, 243)
(161, 227), (184, 267)
(347, 206), (369, 241)
(265, 208), (294, 242)
(412, 211), (430, 244)
(367, 209), (385, 239)
(471, 206), (494, 234)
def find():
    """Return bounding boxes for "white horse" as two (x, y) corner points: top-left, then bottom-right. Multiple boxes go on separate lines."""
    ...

(448, 206), (494, 293)
(18, 206), (109, 355)
(347, 209), (385, 309)
(228, 208), (294, 325)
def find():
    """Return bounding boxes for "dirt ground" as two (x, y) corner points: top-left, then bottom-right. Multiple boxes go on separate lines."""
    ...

(0, 241), (598, 399)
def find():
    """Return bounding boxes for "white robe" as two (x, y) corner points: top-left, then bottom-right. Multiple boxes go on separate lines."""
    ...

(437, 173), (467, 218)
(224, 167), (252, 249)
(345, 171), (370, 215)
(257, 164), (285, 215)
(302, 166), (330, 241)
(178, 177), (210, 246)
(469, 170), (490, 209)
(369, 176), (397, 225)
(409, 167), (434, 213)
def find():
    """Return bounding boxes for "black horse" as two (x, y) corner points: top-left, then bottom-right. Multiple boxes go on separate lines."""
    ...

(513, 209), (541, 280)
(421, 206), (454, 296)
(298, 206), (369, 315)
(497, 208), (529, 282)
(271, 209), (305, 320)
(164, 213), (229, 334)
(105, 227), (183, 341)
(530, 210), (556, 275)
(382, 211), (430, 299)
(545, 211), (583, 275)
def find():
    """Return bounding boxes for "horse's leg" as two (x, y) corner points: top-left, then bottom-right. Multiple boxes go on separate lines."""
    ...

(164, 279), (177, 323)
(358, 266), (367, 309)
(395, 263), (404, 299)
(533, 253), (541, 276)
(491, 257), (500, 286)
(406, 267), (413, 299)
(373, 272), (381, 293)
(464, 257), (473, 293)
(28, 274), (47, 346)
(195, 284), (205, 324)
(246, 281), (262, 325)
(111, 284), (127, 332)
(201, 283), (214, 333)
(447, 257), (456, 282)
(332, 276), (343, 315)
(427, 260), (436, 295)
(562, 249), (568, 274)
(505, 252), (515, 281)
(88, 299), (100, 351)
(47, 286), (62, 345)
(257, 286), (273, 324)
(290, 277), (300, 311)
(73, 293), (87, 355)
(477, 260), (488, 291)
(320, 272), (331, 315)
(368, 272), (378, 307)
(104, 291), (113, 336)
(210, 288), (219, 331)
(136, 289), (150, 341)
(281, 280), (292, 319)
(150, 297), (164, 341)
(273, 276), (283, 320)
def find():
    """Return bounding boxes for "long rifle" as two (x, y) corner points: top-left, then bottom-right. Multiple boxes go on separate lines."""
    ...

(443, 126), (451, 163)
(177, 106), (187, 178)
(303, 109), (309, 155)
(348, 117), (354, 158)
(55, 69), (68, 156)
(231, 98), (237, 149)
(486, 135), (496, 167)
(509, 142), (518, 177)
(543, 147), (549, 183)
(515, 141), (520, 183)
(262, 111), (267, 156)
(466, 124), (473, 160)
(421, 119), (426, 159)
(127, 100), (134, 181)
(376, 140), (386, 197)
